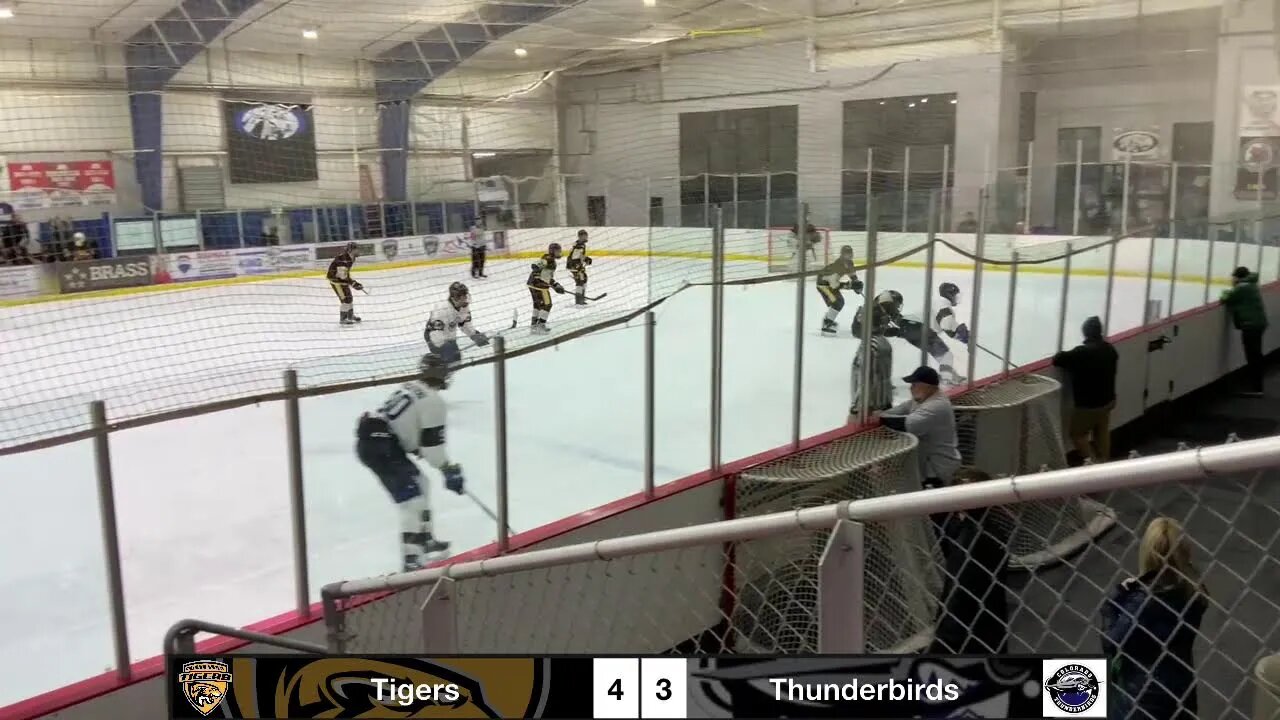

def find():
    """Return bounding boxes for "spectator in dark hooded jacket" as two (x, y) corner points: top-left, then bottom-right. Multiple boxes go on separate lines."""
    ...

(927, 467), (1013, 655)
(1220, 266), (1268, 396)
(1101, 517), (1207, 720)
(1053, 316), (1119, 464)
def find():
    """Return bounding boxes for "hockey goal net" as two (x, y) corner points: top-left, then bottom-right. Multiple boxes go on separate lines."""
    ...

(728, 373), (1115, 652)
(766, 226), (831, 272)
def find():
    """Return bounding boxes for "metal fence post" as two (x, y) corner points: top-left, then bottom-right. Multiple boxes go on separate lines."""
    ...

(409, 201), (419, 236)
(857, 199), (879, 423)
(90, 400), (131, 680)
(644, 311), (656, 499)
(1103, 234), (1118, 334)
(791, 202), (809, 449)
(284, 369), (310, 616)
(919, 191), (939, 369)
(818, 519), (866, 653)
(1003, 251), (1019, 375)
(493, 335), (511, 552)
(1168, 221), (1181, 314)
(1072, 140), (1083, 235)
(237, 209), (246, 248)
(1058, 242), (1073, 352)
(710, 207), (725, 473)
(1204, 227), (1216, 305)
(966, 189), (988, 386)
(1233, 219), (1243, 271)
(1143, 229), (1157, 325)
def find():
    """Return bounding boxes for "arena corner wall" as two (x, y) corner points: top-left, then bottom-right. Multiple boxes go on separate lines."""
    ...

(4, 251), (1279, 720)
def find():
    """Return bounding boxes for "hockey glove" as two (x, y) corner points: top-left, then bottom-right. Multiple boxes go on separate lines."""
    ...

(955, 324), (971, 345)
(883, 323), (902, 338)
(471, 332), (490, 347)
(442, 463), (465, 495)
(849, 277), (865, 294)
(553, 283), (566, 294)
(351, 281), (364, 291)
(585, 257), (593, 265)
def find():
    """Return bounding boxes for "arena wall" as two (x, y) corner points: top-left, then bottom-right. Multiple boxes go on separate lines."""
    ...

(11, 277), (1279, 720)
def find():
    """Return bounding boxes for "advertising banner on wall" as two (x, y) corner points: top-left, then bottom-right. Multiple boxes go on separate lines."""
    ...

(235, 246), (313, 276)
(1110, 128), (1161, 161)
(1235, 136), (1279, 200)
(0, 265), (41, 299)
(5, 160), (116, 210)
(421, 232), (474, 260)
(151, 250), (239, 284)
(58, 257), (152, 294)
(1240, 87), (1280, 137)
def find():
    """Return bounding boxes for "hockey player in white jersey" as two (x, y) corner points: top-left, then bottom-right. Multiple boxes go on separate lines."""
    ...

(356, 354), (466, 571)
(933, 282), (971, 346)
(424, 281), (489, 364)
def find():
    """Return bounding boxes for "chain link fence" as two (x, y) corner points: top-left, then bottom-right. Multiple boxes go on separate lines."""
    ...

(320, 377), (1280, 719)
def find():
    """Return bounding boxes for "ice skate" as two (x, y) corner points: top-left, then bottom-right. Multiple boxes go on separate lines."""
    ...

(575, 295), (587, 306)
(821, 318), (838, 335)
(423, 538), (450, 555)
(531, 324), (550, 335)
(350, 315), (362, 323)
(341, 315), (356, 326)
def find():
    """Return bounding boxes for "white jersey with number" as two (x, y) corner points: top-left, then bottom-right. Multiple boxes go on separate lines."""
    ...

(933, 302), (969, 338)
(425, 302), (480, 348)
(376, 380), (449, 469)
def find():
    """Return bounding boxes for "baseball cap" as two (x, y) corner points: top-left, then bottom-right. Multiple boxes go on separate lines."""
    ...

(902, 366), (941, 386)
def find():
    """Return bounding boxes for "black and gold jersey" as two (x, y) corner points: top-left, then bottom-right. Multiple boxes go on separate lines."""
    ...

(526, 254), (557, 287)
(816, 257), (855, 287)
(327, 252), (354, 285)
(566, 240), (589, 271)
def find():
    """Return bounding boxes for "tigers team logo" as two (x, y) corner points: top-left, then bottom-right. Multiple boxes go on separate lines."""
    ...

(179, 660), (233, 716)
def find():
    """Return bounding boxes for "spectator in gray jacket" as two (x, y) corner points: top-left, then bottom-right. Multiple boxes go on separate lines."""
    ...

(879, 366), (962, 490)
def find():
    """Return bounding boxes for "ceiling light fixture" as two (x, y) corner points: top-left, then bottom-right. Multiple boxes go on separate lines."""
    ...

(514, 47), (528, 57)
(302, 28), (318, 39)
(908, 102), (916, 108)
(950, 98), (957, 104)
(920, 97), (928, 103)
(643, 0), (657, 6)
(473, 152), (497, 158)
(0, 4), (16, 18)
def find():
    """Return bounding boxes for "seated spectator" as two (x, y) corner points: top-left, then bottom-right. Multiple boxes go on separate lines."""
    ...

(1100, 517), (1207, 720)
(68, 232), (96, 261)
(927, 467), (1013, 655)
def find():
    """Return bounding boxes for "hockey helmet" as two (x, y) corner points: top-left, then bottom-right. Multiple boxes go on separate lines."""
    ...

(577, 229), (588, 239)
(548, 242), (563, 258)
(839, 245), (854, 259)
(345, 241), (359, 256)
(449, 281), (470, 308)
(939, 282), (960, 302)
(420, 353), (451, 387)
(886, 289), (904, 307)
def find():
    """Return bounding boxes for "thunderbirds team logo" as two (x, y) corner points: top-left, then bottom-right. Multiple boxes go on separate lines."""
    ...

(178, 660), (233, 716)
(235, 104), (304, 141)
(1043, 661), (1106, 716)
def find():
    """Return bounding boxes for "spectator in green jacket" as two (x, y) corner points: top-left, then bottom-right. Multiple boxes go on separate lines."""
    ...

(1220, 266), (1269, 396)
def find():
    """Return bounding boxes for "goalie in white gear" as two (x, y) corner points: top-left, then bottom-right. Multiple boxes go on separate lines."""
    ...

(355, 354), (467, 571)
(424, 281), (489, 364)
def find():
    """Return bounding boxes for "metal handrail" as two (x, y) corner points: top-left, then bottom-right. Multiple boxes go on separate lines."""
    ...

(163, 619), (326, 656)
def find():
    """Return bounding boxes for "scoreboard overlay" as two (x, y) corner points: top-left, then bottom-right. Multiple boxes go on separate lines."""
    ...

(167, 654), (1108, 718)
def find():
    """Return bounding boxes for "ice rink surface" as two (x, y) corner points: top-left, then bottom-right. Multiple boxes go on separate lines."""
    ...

(0, 254), (1215, 702)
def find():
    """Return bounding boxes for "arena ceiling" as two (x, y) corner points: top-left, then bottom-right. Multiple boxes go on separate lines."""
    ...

(4, 0), (1223, 76)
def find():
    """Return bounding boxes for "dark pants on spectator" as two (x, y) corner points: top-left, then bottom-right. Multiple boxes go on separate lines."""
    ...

(1242, 327), (1265, 393)
(470, 246), (486, 278)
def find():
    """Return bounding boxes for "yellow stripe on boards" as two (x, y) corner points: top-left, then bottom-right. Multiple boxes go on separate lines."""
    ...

(0, 249), (1231, 308)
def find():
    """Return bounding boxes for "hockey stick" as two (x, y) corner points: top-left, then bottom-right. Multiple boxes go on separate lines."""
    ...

(464, 488), (516, 535)
(357, 286), (370, 295)
(578, 292), (608, 302)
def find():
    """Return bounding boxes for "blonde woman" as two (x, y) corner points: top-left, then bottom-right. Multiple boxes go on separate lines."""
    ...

(1100, 517), (1208, 720)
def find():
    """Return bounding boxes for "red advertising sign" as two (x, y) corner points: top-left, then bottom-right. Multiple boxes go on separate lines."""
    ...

(6, 160), (117, 210)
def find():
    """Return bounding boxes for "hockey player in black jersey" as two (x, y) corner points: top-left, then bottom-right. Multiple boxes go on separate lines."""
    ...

(862, 288), (966, 384)
(527, 242), (566, 333)
(816, 245), (862, 335)
(849, 292), (896, 414)
(566, 229), (593, 306)
(326, 241), (363, 325)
